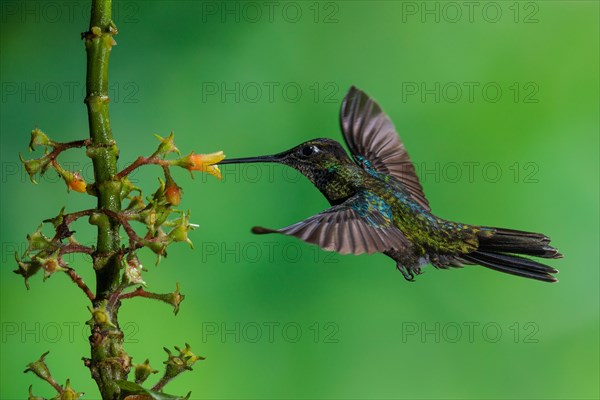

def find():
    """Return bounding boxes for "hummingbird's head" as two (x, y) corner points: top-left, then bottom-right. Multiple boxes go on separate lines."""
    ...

(276, 138), (352, 169)
(219, 138), (359, 200)
(219, 138), (351, 170)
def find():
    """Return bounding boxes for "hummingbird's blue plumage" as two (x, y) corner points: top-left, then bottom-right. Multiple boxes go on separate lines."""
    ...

(353, 192), (393, 226)
(219, 87), (562, 282)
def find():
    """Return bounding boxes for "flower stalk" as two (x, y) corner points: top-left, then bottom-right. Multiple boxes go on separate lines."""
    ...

(18, 0), (222, 398)
(81, 2), (129, 398)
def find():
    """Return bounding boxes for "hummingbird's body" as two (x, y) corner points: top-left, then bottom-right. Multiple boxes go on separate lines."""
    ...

(220, 87), (562, 282)
(286, 141), (484, 280)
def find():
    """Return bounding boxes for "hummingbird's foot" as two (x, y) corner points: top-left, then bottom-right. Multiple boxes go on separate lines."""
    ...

(397, 264), (415, 282)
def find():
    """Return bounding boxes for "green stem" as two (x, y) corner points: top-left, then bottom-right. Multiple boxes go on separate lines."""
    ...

(84, 0), (129, 398)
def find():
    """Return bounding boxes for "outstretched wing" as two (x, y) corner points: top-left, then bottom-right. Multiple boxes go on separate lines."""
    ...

(340, 86), (430, 212)
(252, 192), (409, 255)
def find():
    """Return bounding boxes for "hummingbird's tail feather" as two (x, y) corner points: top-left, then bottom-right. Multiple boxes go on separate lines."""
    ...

(458, 227), (562, 282)
(477, 227), (563, 259)
(460, 251), (558, 282)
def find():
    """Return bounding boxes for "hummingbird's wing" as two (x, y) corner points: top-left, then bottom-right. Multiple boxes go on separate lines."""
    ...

(340, 86), (430, 212)
(252, 192), (410, 255)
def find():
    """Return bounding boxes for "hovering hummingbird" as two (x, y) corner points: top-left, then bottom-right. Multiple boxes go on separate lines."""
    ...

(219, 86), (562, 282)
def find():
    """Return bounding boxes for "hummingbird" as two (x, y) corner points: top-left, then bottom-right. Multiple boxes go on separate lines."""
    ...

(219, 86), (562, 282)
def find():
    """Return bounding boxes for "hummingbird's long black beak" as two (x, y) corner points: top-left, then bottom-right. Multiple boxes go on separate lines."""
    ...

(218, 153), (283, 165)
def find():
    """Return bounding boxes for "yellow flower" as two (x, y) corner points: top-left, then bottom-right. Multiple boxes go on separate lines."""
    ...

(69, 172), (87, 193)
(53, 160), (87, 193)
(187, 151), (225, 179)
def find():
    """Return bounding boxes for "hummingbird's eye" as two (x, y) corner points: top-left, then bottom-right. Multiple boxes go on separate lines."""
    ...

(301, 145), (318, 157)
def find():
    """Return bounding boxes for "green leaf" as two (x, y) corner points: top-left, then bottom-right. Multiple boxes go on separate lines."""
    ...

(116, 380), (188, 400)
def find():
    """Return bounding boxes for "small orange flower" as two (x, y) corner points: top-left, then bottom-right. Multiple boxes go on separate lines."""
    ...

(187, 151), (225, 179)
(69, 172), (87, 193)
(52, 160), (87, 193)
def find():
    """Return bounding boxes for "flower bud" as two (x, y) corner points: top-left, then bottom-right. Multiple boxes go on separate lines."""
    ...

(69, 172), (87, 193)
(29, 128), (52, 151)
(43, 207), (66, 229)
(19, 154), (51, 183)
(87, 303), (116, 328)
(24, 351), (52, 382)
(165, 182), (182, 206)
(168, 211), (196, 248)
(90, 26), (102, 37)
(53, 163), (87, 193)
(27, 225), (53, 252)
(142, 201), (172, 235)
(161, 343), (205, 384)
(144, 231), (171, 265)
(176, 343), (205, 365)
(146, 240), (168, 257)
(168, 225), (191, 246)
(154, 132), (180, 156)
(133, 359), (158, 384)
(28, 385), (44, 400)
(14, 253), (42, 289)
(60, 379), (84, 400)
(120, 177), (141, 200)
(123, 255), (146, 287)
(36, 251), (66, 281)
(153, 282), (185, 315)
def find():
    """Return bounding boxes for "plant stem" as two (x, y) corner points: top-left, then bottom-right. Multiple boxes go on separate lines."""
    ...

(63, 267), (96, 302)
(115, 155), (172, 180)
(84, 0), (129, 398)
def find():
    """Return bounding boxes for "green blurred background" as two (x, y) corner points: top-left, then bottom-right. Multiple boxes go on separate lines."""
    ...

(1, 1), (598, 399)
